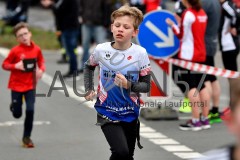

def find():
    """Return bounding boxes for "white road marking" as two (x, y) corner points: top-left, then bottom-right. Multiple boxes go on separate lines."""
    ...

(173, 152), (204, 159)
(140, 132), (167, 139)
(150, 138), (180, 145)
(140, 123), (146, 127)
(0, 47), (9, 57)
(0, 47), (204, 159)
(0, 121), (51, 127)
(140, 127), (156, 132)
(161, 145), (193, 152)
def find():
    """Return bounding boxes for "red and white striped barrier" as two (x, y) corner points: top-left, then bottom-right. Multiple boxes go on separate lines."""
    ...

(165, 58), (240, 79)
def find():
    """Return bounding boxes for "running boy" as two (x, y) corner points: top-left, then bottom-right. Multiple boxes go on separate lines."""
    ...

(2, 22), (45, 148)
(84, 5), (151, 160)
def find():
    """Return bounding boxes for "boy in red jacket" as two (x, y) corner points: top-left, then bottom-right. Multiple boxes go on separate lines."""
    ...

(2, 22), (45, 148)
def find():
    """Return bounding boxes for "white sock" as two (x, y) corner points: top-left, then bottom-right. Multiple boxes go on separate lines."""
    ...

(192, 118), (199, 123)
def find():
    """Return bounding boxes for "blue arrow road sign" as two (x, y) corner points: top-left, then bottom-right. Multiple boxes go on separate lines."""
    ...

(137, 10), (180, 59)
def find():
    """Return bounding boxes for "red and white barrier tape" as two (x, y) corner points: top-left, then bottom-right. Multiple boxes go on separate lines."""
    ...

(164, 58), (240, 79)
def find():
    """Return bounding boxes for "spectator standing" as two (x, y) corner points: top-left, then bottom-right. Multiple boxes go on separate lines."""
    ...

(219, 0), (239, 108)
(78, 0), (109, 73)
(219, 0), (239, 72)
(166, 0), (210, 131)
(2, 0), (30, 26)
(41, 0), (80, 78)
(201, 0), (222, 124)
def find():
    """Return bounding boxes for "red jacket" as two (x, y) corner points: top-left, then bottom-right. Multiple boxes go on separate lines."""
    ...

(2, 41), (45, 92)
(172, 8), (207, 62)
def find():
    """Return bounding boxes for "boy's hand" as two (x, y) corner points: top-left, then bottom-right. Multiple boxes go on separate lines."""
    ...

(36, 69), (44, 80)
(85, 90), (96, 101)
(15, 61), (25, 71)
(114, 73), (130, 89)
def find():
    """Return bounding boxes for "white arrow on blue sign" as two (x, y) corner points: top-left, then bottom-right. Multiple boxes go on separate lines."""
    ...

(137, 10), (180, 59)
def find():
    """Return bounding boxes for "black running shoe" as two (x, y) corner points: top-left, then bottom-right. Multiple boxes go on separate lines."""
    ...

(10, 103), (14, 112)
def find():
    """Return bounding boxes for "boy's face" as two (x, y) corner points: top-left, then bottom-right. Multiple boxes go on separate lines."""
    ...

(16, 28), (32, 46)
(111, 16), (138, 44)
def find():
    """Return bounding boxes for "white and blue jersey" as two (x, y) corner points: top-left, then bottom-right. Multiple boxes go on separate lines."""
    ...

(88, 42), (151, 122)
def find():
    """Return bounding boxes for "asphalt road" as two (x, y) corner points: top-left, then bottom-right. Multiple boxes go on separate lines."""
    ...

(0, 1), (239, 160)
(0, 48), (237, 160)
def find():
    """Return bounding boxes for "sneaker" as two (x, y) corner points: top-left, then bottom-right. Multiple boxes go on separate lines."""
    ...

(22, 137), (34, 148)
(10, 103), (14, 112)
(179, 97), (192, 113)
(208, 112), (222, 124)
(9, 102), (22, 119)
(201, 119), (211, 129)
(179, 120), (202, 131)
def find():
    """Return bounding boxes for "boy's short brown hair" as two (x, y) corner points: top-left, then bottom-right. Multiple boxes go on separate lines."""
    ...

(13, 22), (30, 36)
(111, 5), (143, 30)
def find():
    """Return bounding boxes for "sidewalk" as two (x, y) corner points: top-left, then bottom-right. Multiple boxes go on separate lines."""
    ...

(0, 1), (55, 31)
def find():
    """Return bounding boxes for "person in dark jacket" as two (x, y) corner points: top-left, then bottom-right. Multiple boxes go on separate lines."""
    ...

(219, 0), (239, 110)
(219, 0), (239, 72)
(201, 0), (222, 124)
(78, 0), (109, 73)
(41, 0), (80, 78)
(1, 0), (30, 26)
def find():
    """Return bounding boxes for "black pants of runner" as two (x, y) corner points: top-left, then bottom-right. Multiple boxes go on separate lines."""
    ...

(101, 119), (138, 160)
(11, 90), (35, 138)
